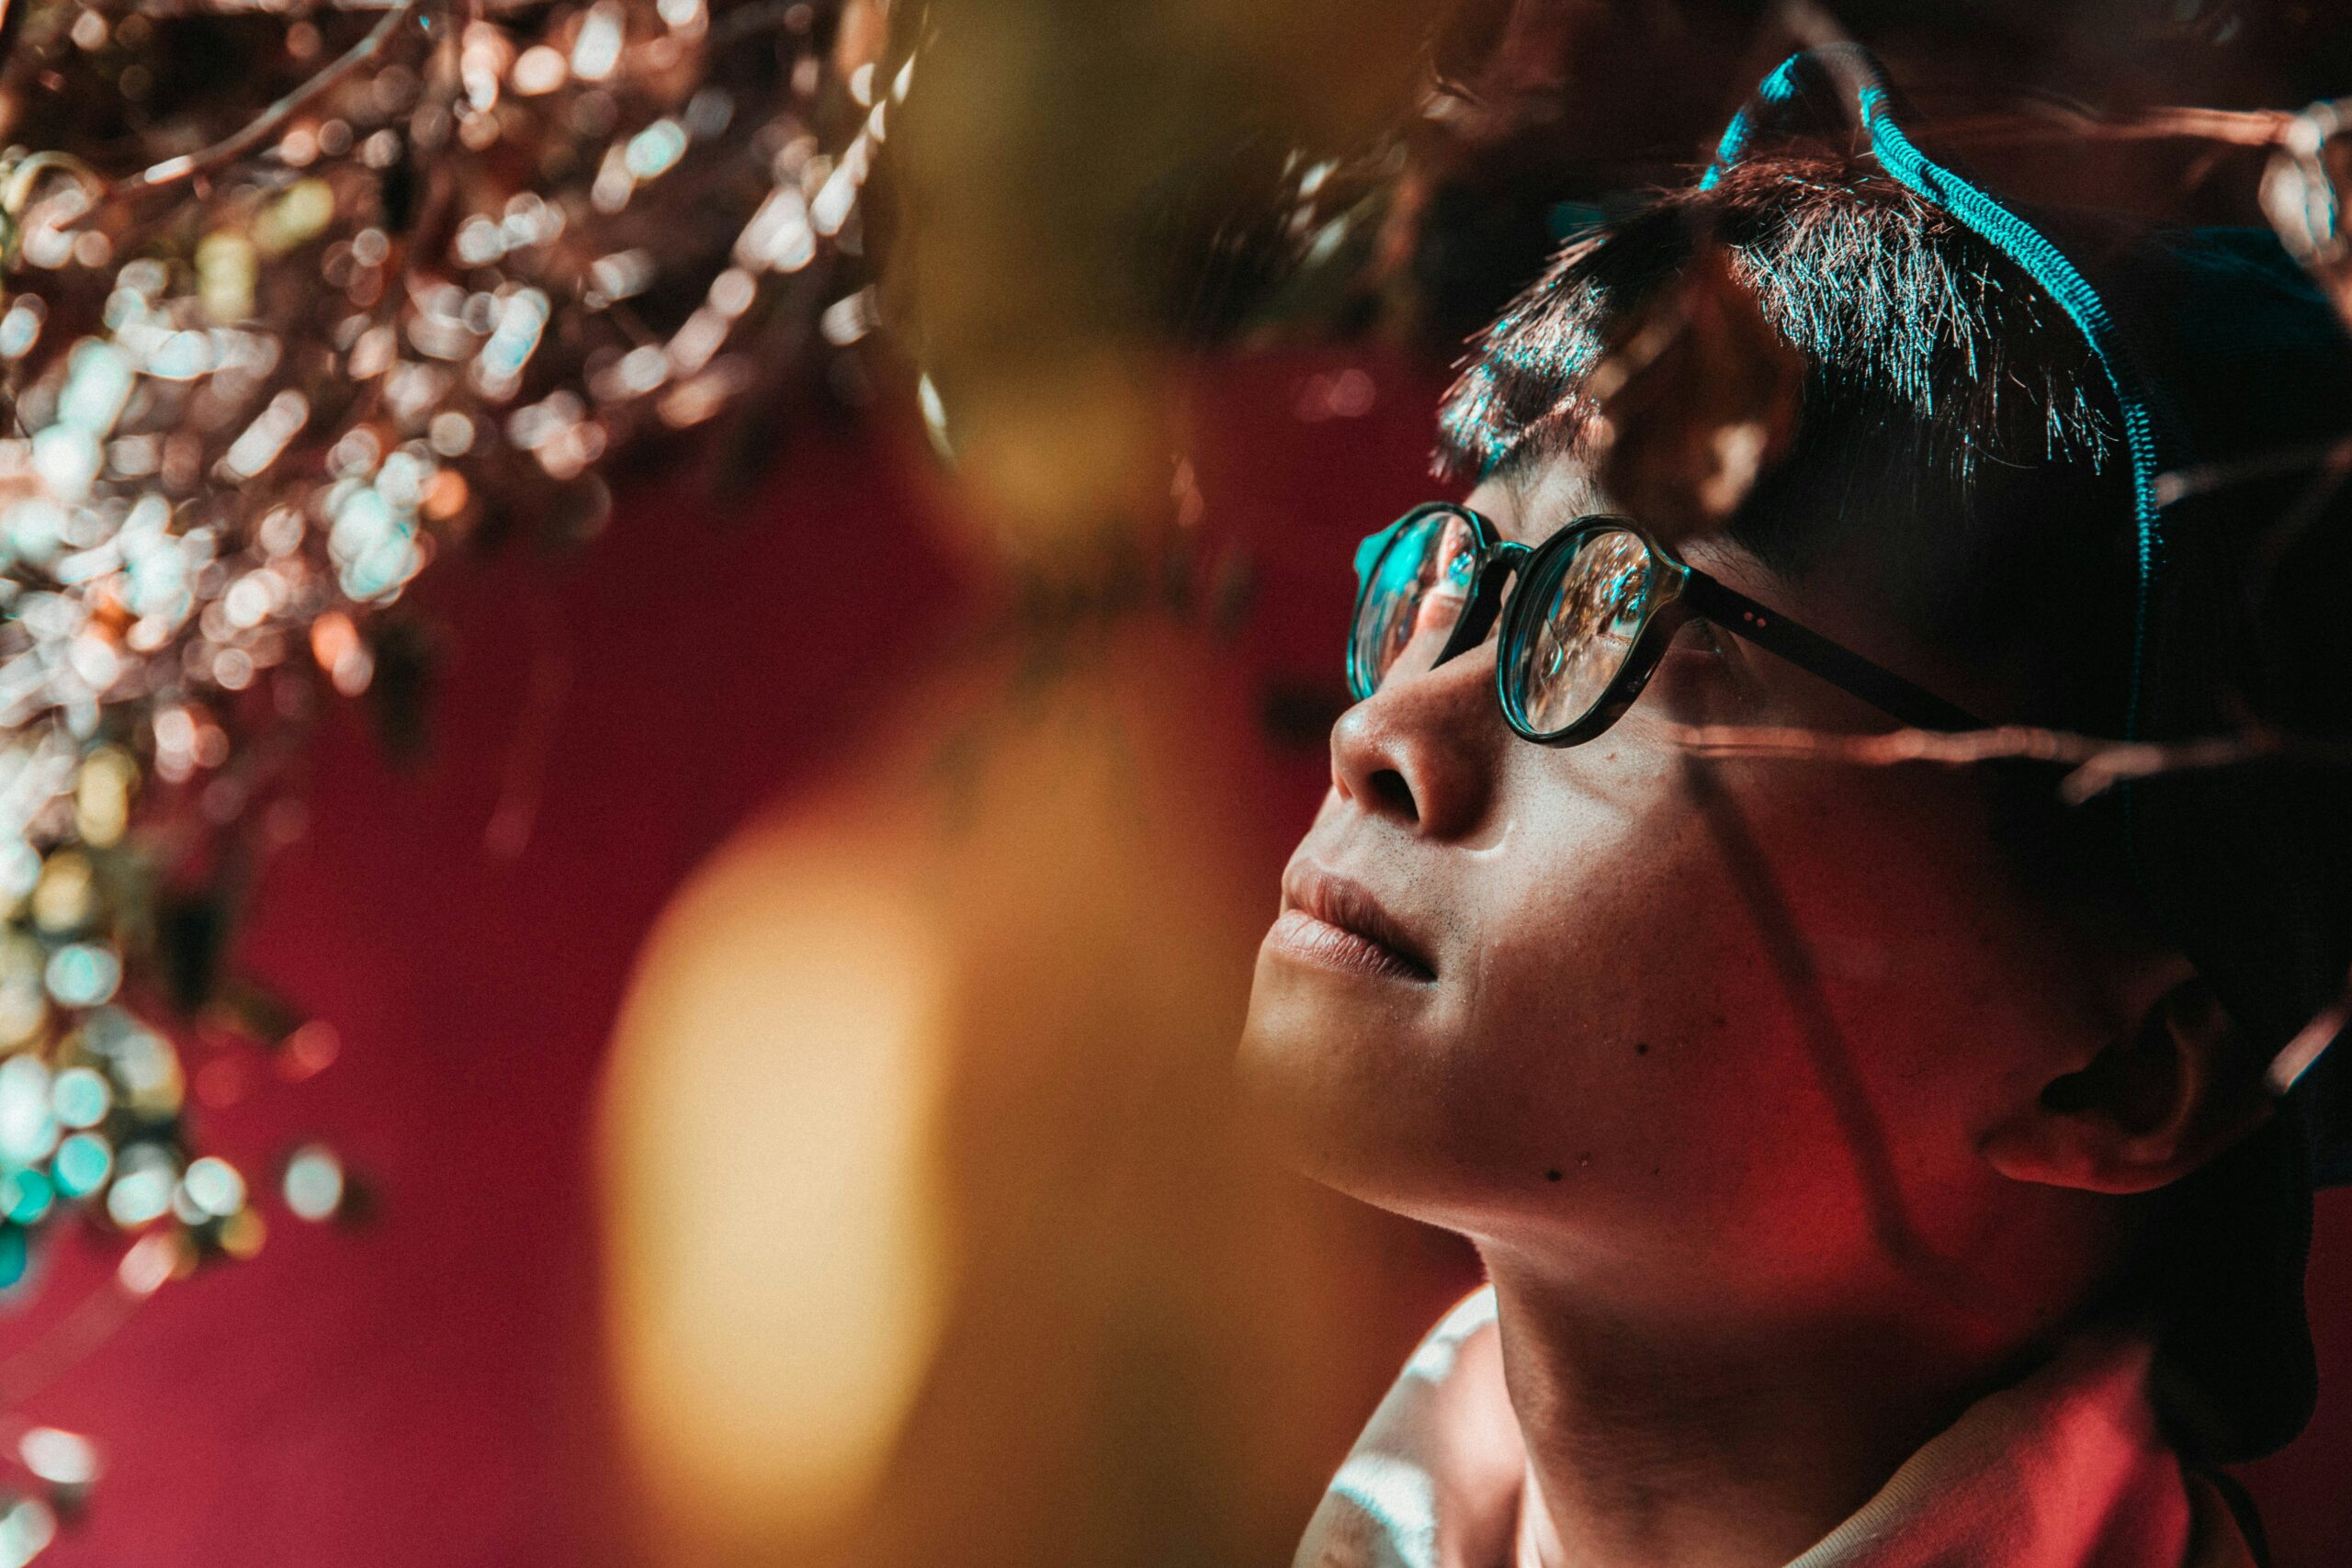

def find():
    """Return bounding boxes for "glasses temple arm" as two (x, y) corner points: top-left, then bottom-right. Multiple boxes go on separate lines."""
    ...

(1679, 570), (1985, 734)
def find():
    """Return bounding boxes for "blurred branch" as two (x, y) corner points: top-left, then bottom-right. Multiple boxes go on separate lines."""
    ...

(118, 0), (528, 13)
(1661, 719), (2352, 807)
(1929, 101), (2300, 150)
(2269, 966), (2351, 1094)
(2154, 431), (2352, 506)
(104, 0), (420, 202)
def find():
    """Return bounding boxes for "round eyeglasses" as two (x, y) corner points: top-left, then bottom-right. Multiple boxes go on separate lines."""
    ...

(1347, 502), (1983, 745)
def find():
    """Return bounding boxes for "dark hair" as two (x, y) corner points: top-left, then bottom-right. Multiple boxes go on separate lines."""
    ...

(1434, 153), (2145, 742)
(1435, 154), (2166, 917)
(1438, 156), (2117, 483)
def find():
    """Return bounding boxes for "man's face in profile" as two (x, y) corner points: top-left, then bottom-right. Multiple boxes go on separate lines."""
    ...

(1237, 456), (2179, 1327)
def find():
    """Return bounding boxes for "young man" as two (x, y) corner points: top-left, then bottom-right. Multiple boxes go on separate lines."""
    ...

(1239, 47), (2352, 1568)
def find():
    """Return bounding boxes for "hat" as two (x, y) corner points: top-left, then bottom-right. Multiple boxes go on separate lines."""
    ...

(1706, 43), (2352, 1461)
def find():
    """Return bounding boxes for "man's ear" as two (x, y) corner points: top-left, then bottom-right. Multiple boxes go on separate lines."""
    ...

(1981, 976), (2275, 1196)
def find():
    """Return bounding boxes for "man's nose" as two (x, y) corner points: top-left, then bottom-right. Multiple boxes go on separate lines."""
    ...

(1327, 641), (1504, 840)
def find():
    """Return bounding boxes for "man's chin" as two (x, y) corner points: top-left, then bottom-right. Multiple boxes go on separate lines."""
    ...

(1236, 959), (1454, 1215)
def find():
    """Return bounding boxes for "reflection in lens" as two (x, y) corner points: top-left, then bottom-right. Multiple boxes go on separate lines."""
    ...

(1350, 510), (1479, 698)
(1515, 529), (1652, 735)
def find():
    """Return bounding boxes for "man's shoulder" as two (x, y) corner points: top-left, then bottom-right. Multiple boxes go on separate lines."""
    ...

(1292, 1289), (1522, 1568)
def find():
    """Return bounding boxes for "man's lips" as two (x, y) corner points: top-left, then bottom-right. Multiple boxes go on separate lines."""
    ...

(1271, 863), (1436, 983)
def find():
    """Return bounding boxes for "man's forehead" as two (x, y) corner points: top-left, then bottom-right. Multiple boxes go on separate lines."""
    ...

(1462, 451), (1770, 592)
(1464, 457), (1608, 542)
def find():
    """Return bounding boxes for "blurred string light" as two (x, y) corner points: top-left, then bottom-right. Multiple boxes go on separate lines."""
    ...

(2264, 94), (2352, 332)
(0, 0), (888, 1550)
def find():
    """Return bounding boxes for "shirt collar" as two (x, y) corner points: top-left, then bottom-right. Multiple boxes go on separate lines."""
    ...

(1297, 1288), (2256, 1568)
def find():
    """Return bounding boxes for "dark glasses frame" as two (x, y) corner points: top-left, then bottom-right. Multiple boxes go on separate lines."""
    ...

(1349, 502), (1984, 745)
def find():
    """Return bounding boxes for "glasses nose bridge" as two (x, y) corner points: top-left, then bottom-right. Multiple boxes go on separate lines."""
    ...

(1431, 537), (1531, 671)
(1487, 538), (1532, 573)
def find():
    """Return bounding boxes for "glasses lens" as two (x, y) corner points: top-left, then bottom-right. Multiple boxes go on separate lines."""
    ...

(1350, 510), (1481, 699)
(1510, 527), (1655, 736)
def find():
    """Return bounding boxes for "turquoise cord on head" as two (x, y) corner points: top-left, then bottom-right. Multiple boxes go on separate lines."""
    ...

(1701, 44), (2170, 743)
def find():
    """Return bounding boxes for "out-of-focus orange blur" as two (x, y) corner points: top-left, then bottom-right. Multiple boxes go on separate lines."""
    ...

(598, 376), (1476, 1568)
(605, 12), (1487, 1555)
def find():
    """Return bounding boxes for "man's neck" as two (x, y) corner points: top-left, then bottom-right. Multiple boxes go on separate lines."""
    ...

(1481, 1253), (2018, 1568)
